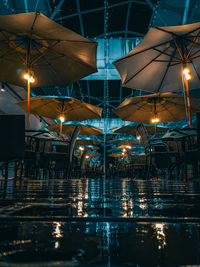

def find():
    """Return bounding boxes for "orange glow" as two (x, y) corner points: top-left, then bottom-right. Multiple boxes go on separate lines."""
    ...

(59, 115), (65, 122)
(183, 68), (191, 80)
(136, 135), (141, 140)
(151, 117), (159, 123)
(24, 73), (35, 83)
(79, 146), (84, 151)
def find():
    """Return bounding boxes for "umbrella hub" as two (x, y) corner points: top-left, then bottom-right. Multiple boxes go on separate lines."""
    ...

(169, 36), (194, 62)
(9, 34), (48, 56)
(145, 97), (166, 105)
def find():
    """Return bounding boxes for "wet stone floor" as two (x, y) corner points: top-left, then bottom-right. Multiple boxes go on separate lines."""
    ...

(0, 177), (200, 266)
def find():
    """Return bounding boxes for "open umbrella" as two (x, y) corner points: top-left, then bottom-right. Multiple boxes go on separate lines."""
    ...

(76, 139), (101, 146)
(113, 22), (200, 127)
(47, 123), (102, 136)
(17, 96), (102, 136)
(113, 92), (199, 124)
(109, 139), (138, 146)
(112, 125), (168, 135)
(0, 12), (97, 128)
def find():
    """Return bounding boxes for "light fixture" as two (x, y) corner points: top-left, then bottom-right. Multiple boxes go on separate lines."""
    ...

(86, 155), (89, 159)
(152, 117), (159, 123)
(122, 148), (126, 153)
(183, 68), (191, 80)
(126, 145), (131, 149)
(59, 115), (65, 123)
(0, 88), (5, 92)
(79, 146), (84, 151)
(24, 72), (35, 83)
(136, 135), (141, 140)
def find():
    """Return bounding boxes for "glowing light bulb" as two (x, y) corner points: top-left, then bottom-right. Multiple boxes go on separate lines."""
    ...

(152, 117), (159, 123)
(136, 135), (141, 140)
(79, 146), (84, 151)
(86, 155), (89, 159)
(24, 73), (35, 83)
(183, 68), (191, 80)
(122, 148), (126, 153)
(59, 116), (65, 122)
(126, 145), (131, 149)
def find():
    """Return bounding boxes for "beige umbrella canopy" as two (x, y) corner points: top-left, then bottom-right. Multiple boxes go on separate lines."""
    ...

(75, 152), (101, 157)
(113, 92), (199, 124)
(112, 125), (168, 135)
(47, 124), (102, 136)
(0, 12), (97, 128)
(76, 140), (101, 145)
(0, 12), (97, 87)
(17, 96), (102, 121)
(109, 140), (138, 146)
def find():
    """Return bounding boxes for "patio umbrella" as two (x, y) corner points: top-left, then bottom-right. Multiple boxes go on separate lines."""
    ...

(112, 125), (168, 135)
(76, 139), (101, 146)
(17, 96), (102, 136)
(0, 12), (97, 128)
(47, 124), (102, 136)
(109, 140), (138, 146)
(113, 22), (200, 127)
(113, 92), (199, 124)
(74, 152), (101, 157)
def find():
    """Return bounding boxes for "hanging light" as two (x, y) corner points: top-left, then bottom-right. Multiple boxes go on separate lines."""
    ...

(152, 117), (160, 123)
(79, 146), (84, 151)
(59, 115), (65, 123)
(183, 68), (191, 80)
(24, 72), (35, 83)
(136, 135), (141, 140)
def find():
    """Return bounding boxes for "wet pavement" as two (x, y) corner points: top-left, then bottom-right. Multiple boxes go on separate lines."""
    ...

(0, 177), (200, 266)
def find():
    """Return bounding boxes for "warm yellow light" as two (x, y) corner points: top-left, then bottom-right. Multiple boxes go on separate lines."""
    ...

(183, 68), (191, 80)
(122, 152), (125, 155)
(122, 148), (126, 153)
(86, 155), (89, 159)
(126, 145), (131, 149)
(152, 117), (159, 123)
(24, 73), (35, 83)
(59, 116), (65, 122)
(79, 146), (84, 151)
(136, 135), (141, 140)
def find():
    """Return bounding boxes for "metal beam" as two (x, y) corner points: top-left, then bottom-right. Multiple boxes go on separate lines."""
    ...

(55, 0), (149, 21)
(125, 2), (132, 37)
(182, 0), (190, 25)
(96, 30), (144, 38)
(145, 0), (167, 26)
(76, 0), (84, 36)
(50, 0), (65, 20)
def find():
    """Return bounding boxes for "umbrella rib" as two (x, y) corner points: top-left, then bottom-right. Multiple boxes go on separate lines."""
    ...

(114, 38), (176, 63)
(158, 100), (179, 122)
(0, 30), (25, 64)
(124, 46), (170, 85)
(152, 47), (180, 61)
(31, 36), (96, 73)
(156, 47), (177, 93)
(154, 27), (179, 37)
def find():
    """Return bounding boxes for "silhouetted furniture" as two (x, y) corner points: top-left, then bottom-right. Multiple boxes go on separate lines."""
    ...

(136, 123), (180, 178)
(0, 115), (25, 180)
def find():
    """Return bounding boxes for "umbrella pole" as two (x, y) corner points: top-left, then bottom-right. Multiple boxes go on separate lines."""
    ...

(27, 79), (31, 130)
(60, 121), (63, 140)
(184, 77), (192, 128)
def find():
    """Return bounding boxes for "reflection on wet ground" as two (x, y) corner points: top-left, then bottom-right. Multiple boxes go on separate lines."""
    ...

(0, 177), (200, 266)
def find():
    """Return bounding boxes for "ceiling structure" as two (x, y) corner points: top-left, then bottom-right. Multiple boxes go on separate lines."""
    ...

(0, 0), (200, 132)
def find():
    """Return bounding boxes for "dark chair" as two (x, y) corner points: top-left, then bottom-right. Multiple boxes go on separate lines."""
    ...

(136, 123), (180, 178)
(0, 115), (25, 180)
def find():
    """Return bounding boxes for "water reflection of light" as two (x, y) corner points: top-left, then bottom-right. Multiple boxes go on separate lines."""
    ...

(52, 222), (63, 238)
(139, 197), (148, 210)
(154, 223), (167, 250)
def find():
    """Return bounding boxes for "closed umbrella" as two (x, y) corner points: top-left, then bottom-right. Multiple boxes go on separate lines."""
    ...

(113, 22), (200, 127)
(0, 12), (97, 128)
